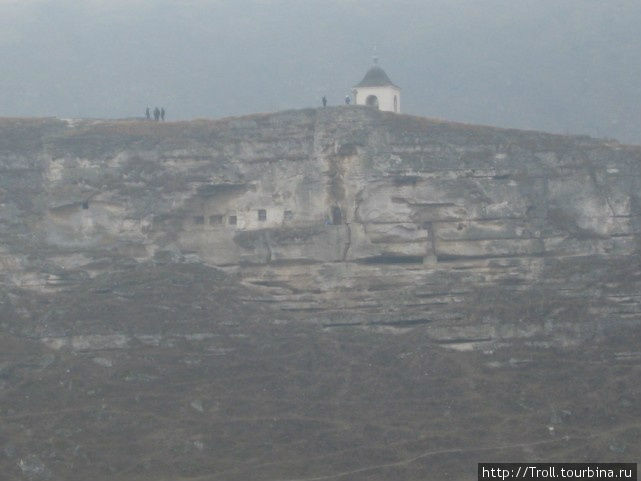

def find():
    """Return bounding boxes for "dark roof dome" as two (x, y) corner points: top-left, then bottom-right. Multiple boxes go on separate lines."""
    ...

(355, 66), (399, 88)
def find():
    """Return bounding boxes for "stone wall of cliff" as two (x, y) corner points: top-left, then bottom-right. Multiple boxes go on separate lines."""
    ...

(1, 108), (640, 348)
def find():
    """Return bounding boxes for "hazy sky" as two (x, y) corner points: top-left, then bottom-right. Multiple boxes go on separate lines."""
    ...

(1, 0), (640, 144)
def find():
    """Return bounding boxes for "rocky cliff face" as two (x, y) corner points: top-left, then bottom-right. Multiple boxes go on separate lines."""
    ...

(1, 108), (640, 347)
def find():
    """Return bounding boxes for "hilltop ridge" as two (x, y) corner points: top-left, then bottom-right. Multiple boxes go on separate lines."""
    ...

(1, 107), (641, 480)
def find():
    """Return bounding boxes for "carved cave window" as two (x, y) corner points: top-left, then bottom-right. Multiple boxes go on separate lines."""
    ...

(193, 215), (205, 225)
(258, 209), (267, 221)
(331, 206), (342, 225)
(209, 215), (223, 225)
(283, 210), (293, 221)
(228, 215), (237, 225)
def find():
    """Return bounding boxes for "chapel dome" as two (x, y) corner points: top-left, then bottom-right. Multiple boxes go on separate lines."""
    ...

(354, 66), (399, 88)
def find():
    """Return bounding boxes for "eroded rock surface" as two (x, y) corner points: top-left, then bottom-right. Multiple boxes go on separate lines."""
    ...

(1, 109), (641, 480)
(2, 108), (640, 346)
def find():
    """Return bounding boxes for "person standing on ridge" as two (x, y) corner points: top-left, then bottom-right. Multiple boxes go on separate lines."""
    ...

(145, 107), (151, 120)
(160, 107), (165, 121)
(322, 96), (327, 107)
(153, 107), (160, 121)
(344, 95), (350, 105)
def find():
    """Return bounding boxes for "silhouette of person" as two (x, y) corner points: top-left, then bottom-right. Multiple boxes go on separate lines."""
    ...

(322, 96), (327, 107)
(344, 95), (350, 105)
(160, 107), (165, 121)
(153, 107), (160, 121)
(145, 107), (151, 120)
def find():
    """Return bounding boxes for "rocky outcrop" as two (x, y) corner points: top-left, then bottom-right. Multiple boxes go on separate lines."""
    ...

(1, 108), (640, 347)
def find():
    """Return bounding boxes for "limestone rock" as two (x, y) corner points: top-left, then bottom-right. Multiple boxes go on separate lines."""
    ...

(0, 107), (640, 344)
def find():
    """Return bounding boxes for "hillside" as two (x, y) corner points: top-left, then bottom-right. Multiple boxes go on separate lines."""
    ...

(1, 107), (640, 345)
(0, 107), (640, 479)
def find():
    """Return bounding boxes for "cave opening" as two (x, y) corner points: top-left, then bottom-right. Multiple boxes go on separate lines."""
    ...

(331, 206), (342, 225)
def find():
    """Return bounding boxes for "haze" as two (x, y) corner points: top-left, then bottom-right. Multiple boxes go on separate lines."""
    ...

(1, 0), (640, 144)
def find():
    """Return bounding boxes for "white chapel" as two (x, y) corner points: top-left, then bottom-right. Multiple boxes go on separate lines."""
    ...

(352, 58), (401, 113)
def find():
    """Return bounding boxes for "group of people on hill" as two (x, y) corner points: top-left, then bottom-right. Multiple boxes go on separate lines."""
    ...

(321, 96), (351, 107)
(145, 107), (165, 121)
(144, 97), (354, 120)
